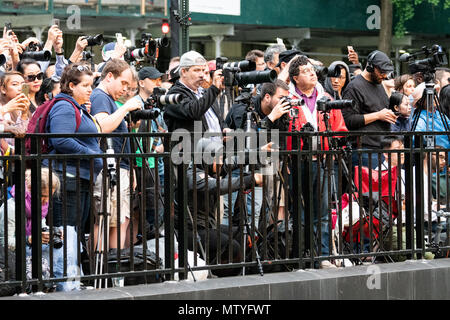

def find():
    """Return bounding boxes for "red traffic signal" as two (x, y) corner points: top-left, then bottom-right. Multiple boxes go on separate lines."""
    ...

(162, 20), (170, 34)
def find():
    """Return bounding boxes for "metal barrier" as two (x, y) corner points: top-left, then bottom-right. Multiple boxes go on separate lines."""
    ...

(0, 130), (449, 295)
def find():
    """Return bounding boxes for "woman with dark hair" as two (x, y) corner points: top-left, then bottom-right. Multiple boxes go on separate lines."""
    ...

(16, 59), (43, 114)
(36, 76), (61, 106)
(45, 62), (102, 291)
(390, 91), (411, 131)
(324, 61), (350, 100)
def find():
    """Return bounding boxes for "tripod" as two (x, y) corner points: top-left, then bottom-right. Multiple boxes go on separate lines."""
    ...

(410, 77), (450, 147)
(322, 111), (394, 264)
(94, 139), (117, 289)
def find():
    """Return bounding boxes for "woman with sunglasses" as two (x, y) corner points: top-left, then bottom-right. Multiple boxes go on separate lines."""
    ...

(17, 59), (44, 114)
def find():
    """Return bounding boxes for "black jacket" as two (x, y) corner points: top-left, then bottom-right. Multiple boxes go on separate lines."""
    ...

(163, 81), (224, 134)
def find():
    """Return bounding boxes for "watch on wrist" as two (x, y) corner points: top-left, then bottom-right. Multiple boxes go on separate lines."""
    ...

(56, 49), (64, 55)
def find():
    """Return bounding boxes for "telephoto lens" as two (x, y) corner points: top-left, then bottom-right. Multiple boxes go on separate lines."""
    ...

(316, 96), (355, 112)
(235, 69), (277, 86)
(222, 60), (256, 72)
(21, 50), (51, 61)
(130, 109), (161, 122)
(158, 93), (183, 105)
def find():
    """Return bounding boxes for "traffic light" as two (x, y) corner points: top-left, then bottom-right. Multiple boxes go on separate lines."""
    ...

(162, 19), (170, 34)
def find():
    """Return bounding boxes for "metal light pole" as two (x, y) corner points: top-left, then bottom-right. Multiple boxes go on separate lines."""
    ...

(176, 0), (191, 55)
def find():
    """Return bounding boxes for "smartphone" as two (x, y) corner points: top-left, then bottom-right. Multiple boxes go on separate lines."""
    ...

(4, 22), (11, 31)
(347, 46), (354, 52)
(115, 33), (123, 44)
(21, 84), (30, 97)
(52, 19), (60, 28)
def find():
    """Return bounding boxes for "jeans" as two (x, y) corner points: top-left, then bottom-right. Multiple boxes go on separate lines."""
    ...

(294, 161), (330, 256)
(52, 172), (91, 232)
(25, 226), (81, 291)
(222, 169), (262, 227)
(51, 171), (89, 291)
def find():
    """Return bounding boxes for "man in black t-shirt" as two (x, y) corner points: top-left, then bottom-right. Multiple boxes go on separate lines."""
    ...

(342, 50), (398, 168)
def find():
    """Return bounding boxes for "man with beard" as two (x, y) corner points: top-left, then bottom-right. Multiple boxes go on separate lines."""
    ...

(342, 50), (397, 168)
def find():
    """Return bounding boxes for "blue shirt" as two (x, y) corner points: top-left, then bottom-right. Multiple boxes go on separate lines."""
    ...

(414, 109), (450, 153)
(46, 93), (103, 180)
(90, 87), (131, 170)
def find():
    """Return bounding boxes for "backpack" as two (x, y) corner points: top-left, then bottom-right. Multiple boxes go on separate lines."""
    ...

(25, 98), (82, 155)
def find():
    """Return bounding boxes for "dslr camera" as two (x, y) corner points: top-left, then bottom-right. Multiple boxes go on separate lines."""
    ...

(281, 96), (305, 118)
(42, 226), (63, 249)
(82, 34), (104, 47)
(125, 33), (170, 62)
(129, 87), (183, 122)
(21, 41), (51, 61)
(316, 96), (355, 112)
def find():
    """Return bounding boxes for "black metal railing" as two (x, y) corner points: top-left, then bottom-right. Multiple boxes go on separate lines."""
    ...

(0, 130), (449, 295)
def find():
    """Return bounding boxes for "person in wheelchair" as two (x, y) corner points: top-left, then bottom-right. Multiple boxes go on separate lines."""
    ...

(174, 138), (264, 276)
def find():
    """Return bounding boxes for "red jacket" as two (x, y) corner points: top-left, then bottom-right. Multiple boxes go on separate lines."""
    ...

(286, 82), (348, 151)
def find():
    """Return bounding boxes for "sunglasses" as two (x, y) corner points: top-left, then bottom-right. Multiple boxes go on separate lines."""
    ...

(74, 65), (90, 72)
(26, 72), (44, 82)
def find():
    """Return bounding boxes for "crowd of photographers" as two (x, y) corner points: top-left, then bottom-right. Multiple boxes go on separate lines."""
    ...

(0, 21), (450, 293)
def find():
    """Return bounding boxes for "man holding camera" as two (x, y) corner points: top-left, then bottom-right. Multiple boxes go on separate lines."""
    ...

(341, 50), (397, 168)
(287, 55), (347, 268)
(224, 79), (291, 227)
(164, 50), (225, 143)
(90, 59), (142, 250)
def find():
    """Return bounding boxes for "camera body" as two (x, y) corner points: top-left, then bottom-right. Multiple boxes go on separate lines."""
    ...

(316, 96), (355, 112)
(42, 226), (63, 249)
(281, 96), (305, 118)
(83, 34), (104, 47)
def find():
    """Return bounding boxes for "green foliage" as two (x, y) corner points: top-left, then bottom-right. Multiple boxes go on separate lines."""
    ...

(392, 0), (450, 37)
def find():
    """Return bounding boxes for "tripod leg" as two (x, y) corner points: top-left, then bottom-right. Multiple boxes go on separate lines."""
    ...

(94, 213), (103, 289)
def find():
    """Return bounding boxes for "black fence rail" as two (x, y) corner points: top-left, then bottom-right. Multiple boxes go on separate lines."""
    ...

(0, 130), (449, 295)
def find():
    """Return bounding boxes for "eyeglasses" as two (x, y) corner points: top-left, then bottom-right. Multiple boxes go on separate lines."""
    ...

(26, 72), (44, 82)
(299, 67), (315, 75)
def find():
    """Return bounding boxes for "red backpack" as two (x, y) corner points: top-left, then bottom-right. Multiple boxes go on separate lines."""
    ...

(25, 97), (82, 155)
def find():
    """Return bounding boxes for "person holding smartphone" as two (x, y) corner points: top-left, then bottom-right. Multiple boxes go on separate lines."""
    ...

(16, 59), (43, 114)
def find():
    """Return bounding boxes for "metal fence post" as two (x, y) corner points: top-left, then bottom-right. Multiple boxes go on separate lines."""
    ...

(30, 136), (43, 292)
(14, 137), (26, 293)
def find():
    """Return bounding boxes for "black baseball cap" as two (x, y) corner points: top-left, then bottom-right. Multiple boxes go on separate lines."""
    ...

(275, 49), (305, 67)
(369, 50), (394, 73)
(168, 65), (180, 83)
(138, 67), (164, 80)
